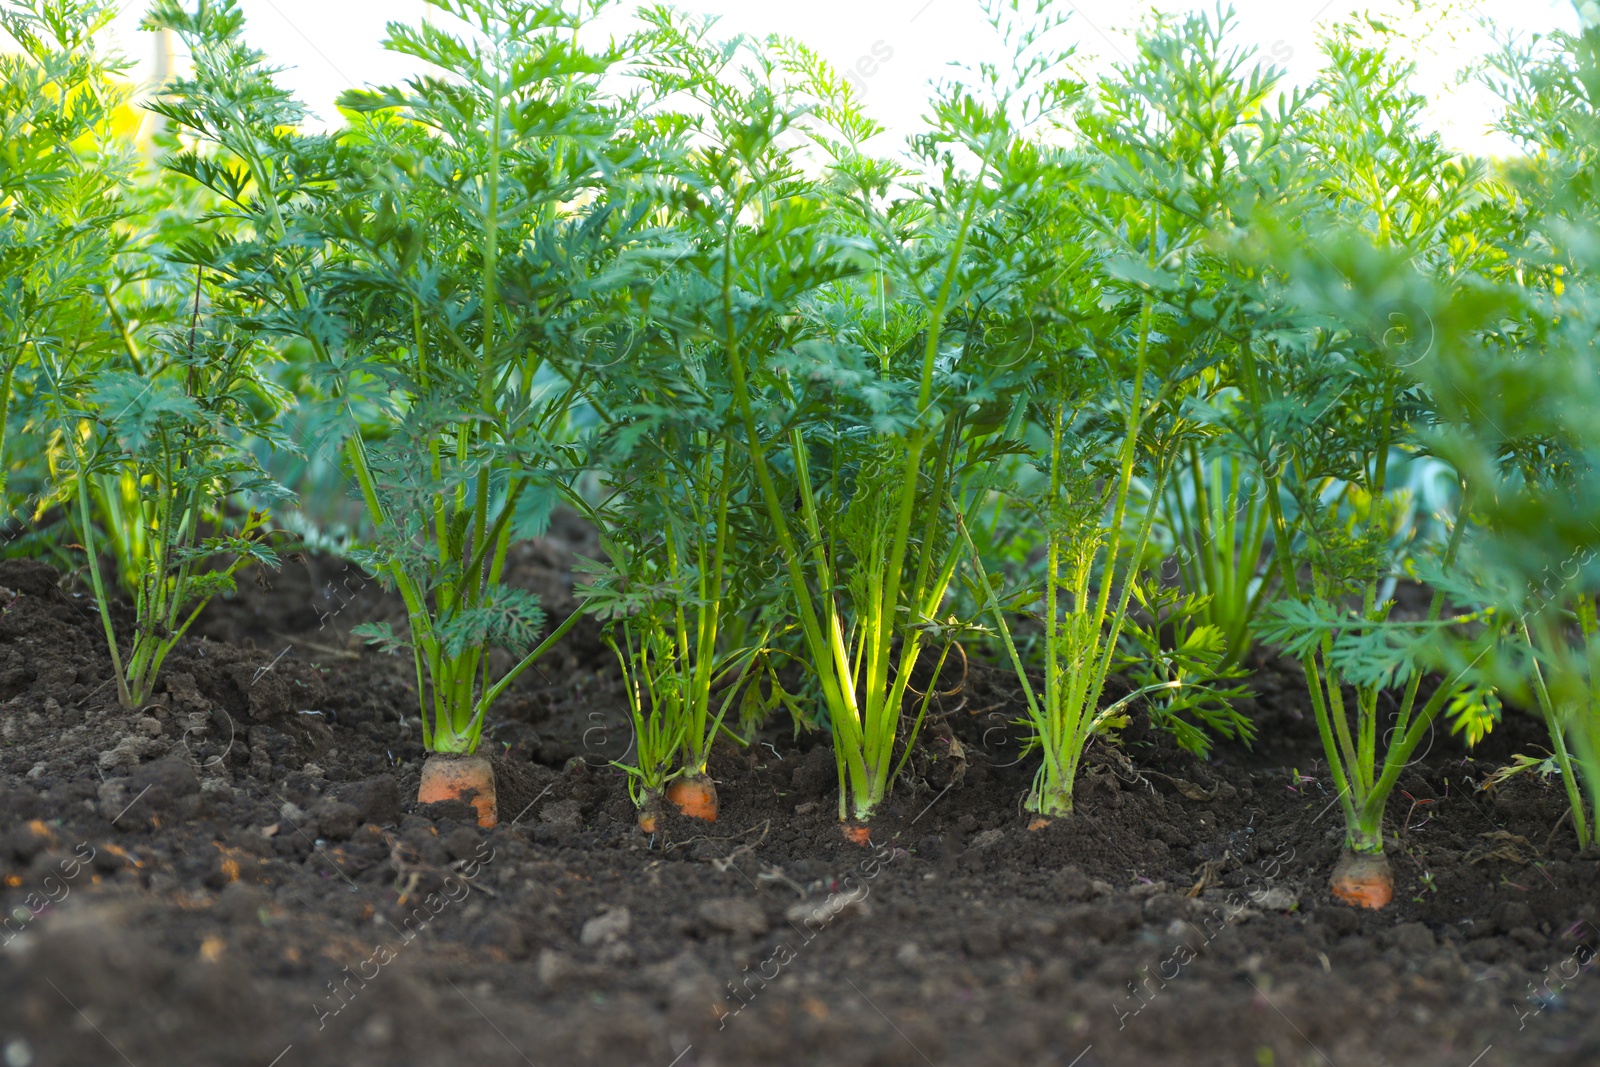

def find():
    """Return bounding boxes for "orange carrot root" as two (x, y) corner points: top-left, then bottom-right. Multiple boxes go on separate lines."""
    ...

(841, 824), (872, 846)
(666, 775), (719, 822)
(1330, 849), (1392, 909)
(1027, 817), (1052, 832)
(418, 753), (498, 828)
(637, 792), (666, 834)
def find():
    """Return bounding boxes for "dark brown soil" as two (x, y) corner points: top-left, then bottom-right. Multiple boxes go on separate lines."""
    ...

(0, 538), (1597, 1067)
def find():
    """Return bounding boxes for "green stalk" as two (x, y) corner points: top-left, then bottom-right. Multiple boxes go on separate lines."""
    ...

(472, 606), (587, 737)
(853, 178), (988, 819)
(721, 217), (865, 817)
(863, 182), (987, 726)
(997, 282), (1165, 817)
(0, 356), (18, 505)
(1039, 403), (1066, 809)
(1232, 475), (1275, 665)
(480, 76), (502, 414)
(1572, 596), (1600, 844)
(1032, 299), (1160, 815)
(683, 437), (734, 776)
(958, 512), (1044, 729)
(1524, 615), (1594, 849)
(1319, 641), (1365, 796)
(864, 420), (964, 807)
(449, 50), (508, 756)
(1389, 483), (1473, 741)
(67, 425), (132, 708)
(889, 640), (954, 784)
(1577, 631), (1600, 844)
(1353, 665), (1460, 845)
(1189, 446), (1215, 604)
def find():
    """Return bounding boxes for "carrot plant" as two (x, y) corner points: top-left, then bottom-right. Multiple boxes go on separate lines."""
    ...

(643, 6), (1077, 824)
(1236, 20), (1505, 906)
(1, 0), (279, 707)
(579, 364), (780, 821)
(1407, 18), (1600, 850)
(44, 273), (288, 709)
(966, 10), (1296, 817)
(144, 0), (661, 791)
(611, 16), (934, 825)
(0, 0), (130, 506)
(564, 12), (831, 818)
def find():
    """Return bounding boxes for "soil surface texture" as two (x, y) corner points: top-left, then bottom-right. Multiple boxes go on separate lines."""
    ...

(0, 532), (1596, 1067)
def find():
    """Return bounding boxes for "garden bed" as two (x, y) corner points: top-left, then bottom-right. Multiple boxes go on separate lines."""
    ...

(1, 547), (1595, 1067)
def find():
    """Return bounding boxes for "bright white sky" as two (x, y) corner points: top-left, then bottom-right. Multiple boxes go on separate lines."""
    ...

(96, 0), (1581, 157)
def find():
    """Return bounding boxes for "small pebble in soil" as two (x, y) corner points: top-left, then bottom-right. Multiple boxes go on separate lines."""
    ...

(597, 940), (635, 965)
(312, 799), (361, 840)
(785, 892), (870, 928)
(1253, 887), (1299, 912)
(581, 907), (631, 947)
(128, 756), (200, 812)
(696, 897), (768, 938)
(540, 799), (582, 827)
(969, 828), (1005, 851)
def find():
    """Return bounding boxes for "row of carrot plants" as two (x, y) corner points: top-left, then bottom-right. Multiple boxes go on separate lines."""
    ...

(6, 0), (1600, 907)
